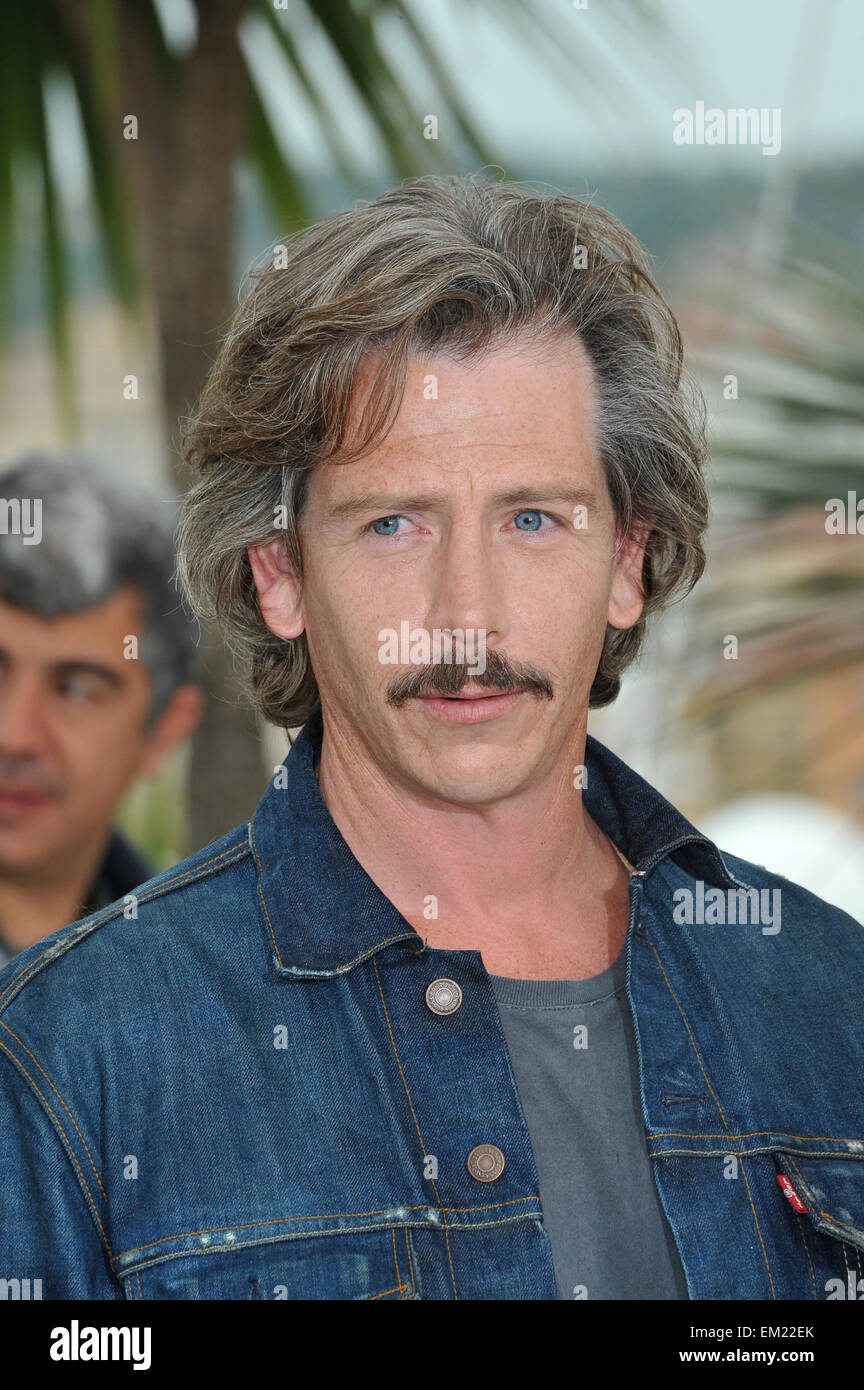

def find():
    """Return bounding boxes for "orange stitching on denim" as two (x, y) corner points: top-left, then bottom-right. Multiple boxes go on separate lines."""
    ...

(0, 1039), (112, 1258)
(133, 844), (248, 899)
(646, 937), (777, 1299)
(372, 956), (459, 1301)
(650, 1145), (860, 1161)
(655, 838), (753, 889)
(793, 1212), (818, 1300)
(436, 1196), (539, 1215)
(114, 1194), (541, 1263)
(401, 1229), (415, 1298)
(651, 1130), (864, 1144)
(0, 1021), (107, 1203)
(0, 842), (249, 1009)
(315, 934), (416, 972)
(249, 818), (285, 966)
(118, 1214), (390, 1261)
(728, 1163), (776, 1298)
(0, 942), (83, 1009)
(250, 819), (413, 972)
(391, 1228), (402, 1289)
(123, 1211), (543, 1276)
(367, 1284), (404, 1300)
(643, 948), (726, 1127)
(785, 1153), (864, 1245)
(844, 1242), (864, 1281)
(664, 835), (718, 854)
(135, 1270), (143, 1300)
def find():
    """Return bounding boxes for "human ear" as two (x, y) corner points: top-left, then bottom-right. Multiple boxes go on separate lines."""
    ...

(247, 539), (305, 640)
(607, 522), (652, 631)
(138, 684), (204, 777)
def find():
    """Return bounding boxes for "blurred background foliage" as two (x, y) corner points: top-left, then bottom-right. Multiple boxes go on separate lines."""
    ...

(681, 241), (864, 837)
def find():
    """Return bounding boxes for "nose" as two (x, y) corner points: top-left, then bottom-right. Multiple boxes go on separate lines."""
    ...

(424, 517), (507, 652)
(0, 675), (49, 760)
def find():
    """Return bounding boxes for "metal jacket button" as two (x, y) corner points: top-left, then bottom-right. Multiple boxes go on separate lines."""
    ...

(467, 1144), (505, 1182)
(425, 978), (463, 1016)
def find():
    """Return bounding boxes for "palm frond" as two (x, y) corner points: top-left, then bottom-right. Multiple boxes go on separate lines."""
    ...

(687, 240), (864, 721)
(1, 0), (677, 423)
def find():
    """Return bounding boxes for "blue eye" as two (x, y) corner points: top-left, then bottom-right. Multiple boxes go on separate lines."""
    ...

(514, 510), (545, 532)
(370, 515), (405, 536)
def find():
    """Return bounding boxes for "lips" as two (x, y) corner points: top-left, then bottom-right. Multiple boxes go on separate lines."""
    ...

(418, 686), (517, 700)
(413, 688), (525, 723)
(0, 786), (52, 808)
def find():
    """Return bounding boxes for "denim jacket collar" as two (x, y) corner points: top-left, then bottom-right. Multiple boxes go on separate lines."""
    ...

(250, 714), (750, 977)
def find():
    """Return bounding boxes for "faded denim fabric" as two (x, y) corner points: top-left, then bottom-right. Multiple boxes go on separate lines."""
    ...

(0, 713), (863, 1300)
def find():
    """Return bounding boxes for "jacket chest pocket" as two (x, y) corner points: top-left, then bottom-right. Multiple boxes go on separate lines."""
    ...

(120, 1226), (419, 1301)
(774, 1151), (864, 1300)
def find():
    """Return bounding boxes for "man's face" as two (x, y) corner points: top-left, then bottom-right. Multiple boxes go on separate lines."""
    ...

(0, 585), (180, 875)
(251, 335), (648, 804)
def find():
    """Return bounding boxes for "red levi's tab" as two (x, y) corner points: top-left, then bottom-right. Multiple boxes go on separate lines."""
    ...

(777, 1173), (808, 1213)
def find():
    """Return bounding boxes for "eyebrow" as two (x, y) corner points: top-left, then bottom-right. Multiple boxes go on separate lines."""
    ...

(0, 651), (124, 689)
(324, 485), (601, 525)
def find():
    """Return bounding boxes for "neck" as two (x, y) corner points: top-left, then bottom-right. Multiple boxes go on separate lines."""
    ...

(315, 718), (632, 979)
(0, 836), (107, 953)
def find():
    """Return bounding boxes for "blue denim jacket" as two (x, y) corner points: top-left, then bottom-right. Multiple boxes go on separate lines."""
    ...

(1, 716), (863, 1301)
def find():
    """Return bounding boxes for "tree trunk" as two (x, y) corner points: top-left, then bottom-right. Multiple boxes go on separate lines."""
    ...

(67, 0), (270, 848)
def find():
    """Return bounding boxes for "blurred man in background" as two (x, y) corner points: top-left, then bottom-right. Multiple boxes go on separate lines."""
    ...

(0, 454), (202, 965)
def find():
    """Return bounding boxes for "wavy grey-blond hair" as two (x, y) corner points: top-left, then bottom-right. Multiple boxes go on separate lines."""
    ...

(176, 173), (708, 730)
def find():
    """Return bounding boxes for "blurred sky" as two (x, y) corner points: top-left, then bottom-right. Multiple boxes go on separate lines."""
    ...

(48, 0), (862, 206)
(237, 0), (863, 176)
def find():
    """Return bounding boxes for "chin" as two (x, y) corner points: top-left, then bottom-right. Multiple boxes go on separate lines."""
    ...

(0, 839), (52, 874)
(407, 743), (533, 806)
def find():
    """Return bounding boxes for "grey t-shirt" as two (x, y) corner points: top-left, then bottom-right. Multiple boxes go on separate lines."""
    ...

(489, 948), (690, 1300)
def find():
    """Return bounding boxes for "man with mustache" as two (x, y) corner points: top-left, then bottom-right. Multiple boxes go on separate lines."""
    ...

(0, 455), (202, 965)
(0, 176), (861, 1302)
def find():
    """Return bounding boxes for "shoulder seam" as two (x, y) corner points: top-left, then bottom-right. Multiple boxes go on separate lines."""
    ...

(0, 1034), (115, 1264)
(0, 831), (251, 1016)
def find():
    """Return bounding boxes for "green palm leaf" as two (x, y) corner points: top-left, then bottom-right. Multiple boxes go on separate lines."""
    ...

(0, 0), (669, 432)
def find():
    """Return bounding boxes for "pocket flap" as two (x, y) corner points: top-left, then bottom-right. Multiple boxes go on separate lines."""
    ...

(120, 1224), (419, 1300)
(777, 1153), (864, 1251)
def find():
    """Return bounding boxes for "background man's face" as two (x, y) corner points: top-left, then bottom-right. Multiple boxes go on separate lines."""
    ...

(256, 335), (647, 804)
(0, 585), (172, 875)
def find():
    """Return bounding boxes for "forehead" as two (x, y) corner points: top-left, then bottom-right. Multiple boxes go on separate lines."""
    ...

(0, 585), (145, 660)
(319, 334), (599, 498)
